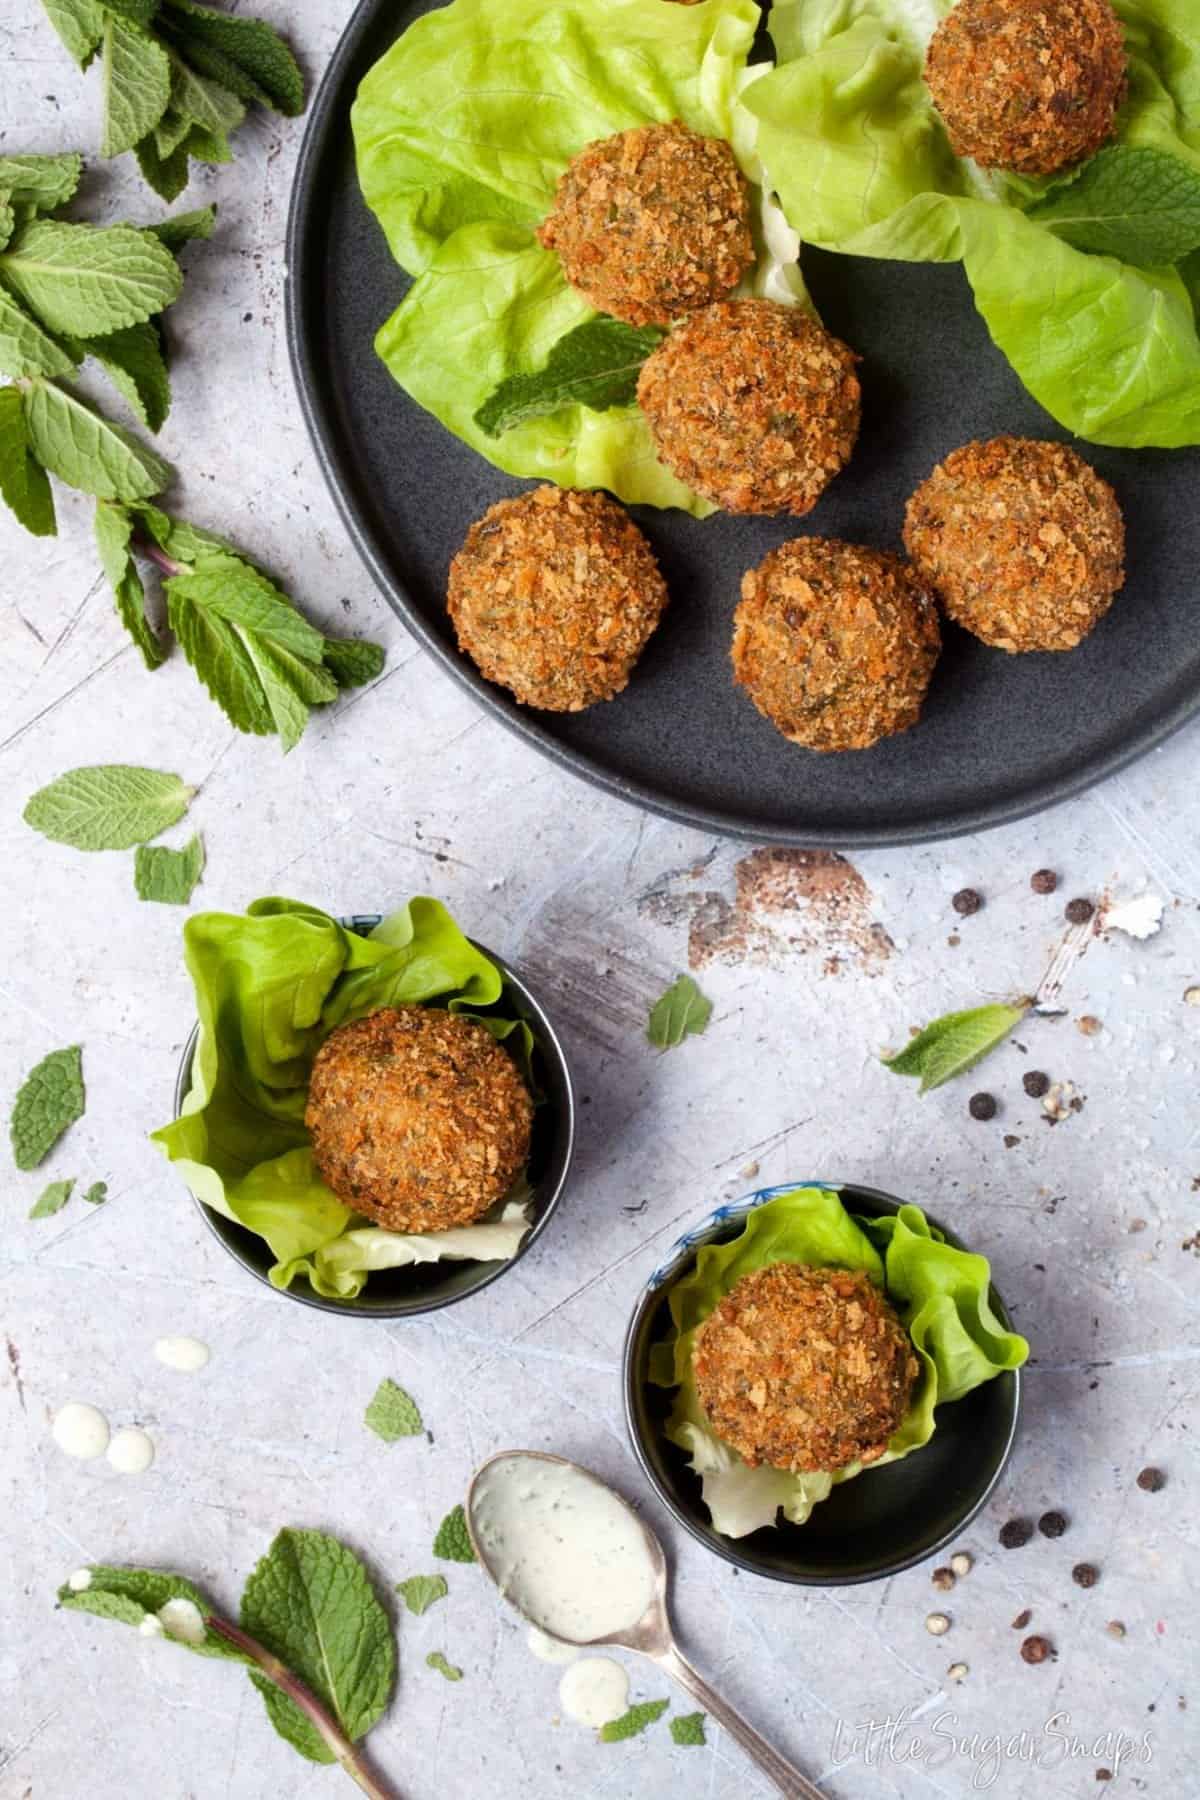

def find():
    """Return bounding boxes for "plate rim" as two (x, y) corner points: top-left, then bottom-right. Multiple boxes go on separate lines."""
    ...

(284, 0), (1200, 848)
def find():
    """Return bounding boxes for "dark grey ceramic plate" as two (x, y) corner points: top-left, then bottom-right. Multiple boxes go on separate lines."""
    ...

(174, 927), (574, 1318)
(623, 1182), (1020, 1584)
(286, 0), (1200, 846)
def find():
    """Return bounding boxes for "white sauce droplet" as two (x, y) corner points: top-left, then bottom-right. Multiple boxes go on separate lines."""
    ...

(470, 1454), (656, 1643)
(138, 1614), (165, 1638)
(153, 1335), (210, 1373)
(559, 1658), (629, 1728)
(527, 1625), (577, 1665)
(67, 1568), (93, 1592)
(158, 1597), (205, 1644)
(106, 1427), (155, 1475)
(52, 1402), (110, 1460)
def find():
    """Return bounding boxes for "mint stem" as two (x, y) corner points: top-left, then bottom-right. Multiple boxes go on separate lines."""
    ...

(131, 531), (183, 580)
(204, 1615), (399, 1800)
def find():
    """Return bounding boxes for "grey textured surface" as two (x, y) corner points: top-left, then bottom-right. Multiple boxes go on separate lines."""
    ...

(2, 4), (1199, 1798)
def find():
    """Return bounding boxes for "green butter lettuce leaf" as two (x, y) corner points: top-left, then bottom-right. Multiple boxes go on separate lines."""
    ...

(747, 0), (1200, 448)
(353, 0), (797, 514)
(151, 897), (537, 1299)
(653, 1186), (1027, 1537)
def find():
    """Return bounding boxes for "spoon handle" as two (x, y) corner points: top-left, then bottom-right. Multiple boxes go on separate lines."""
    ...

(649, 1642), (825, 1800)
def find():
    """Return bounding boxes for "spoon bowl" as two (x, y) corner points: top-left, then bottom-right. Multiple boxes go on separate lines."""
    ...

(465, 1449), (823, 1799)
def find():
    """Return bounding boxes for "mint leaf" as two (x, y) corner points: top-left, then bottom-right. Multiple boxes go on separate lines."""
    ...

(0, 153), (84, 216)
(41, 0), (106, 68)
(159, 1), (305, 115)
(30, 1178), (75, 1219)
(0, 288), (78, 380)
(68, 320), (170, 431)
(0, 386), (56, 537)
(599, 1699), (670, 1742)
(10, 1045), (84, 1171)
(57, 1565), (239, 1660)
(166, 51), (246, 139)
(134, 133), (191, 202)
(475, 317), (663, 438)
(23, 379), (171, 500)
(670, 1712), (706, 1746)
(882, 1002), (1028, 1094)
(95, 500), (163, 666)
(647, 974), (713, 1049)
(432, 1506), (475, 1564)
(425, 1651), (462, 1682)
(101, 16), (172, 158)
(105, 0), (163, 25)
(24, 764), (193, 850)
(322, 637), (385, 689)
(364, 1378), (423, 1443)
(240, 1528), (395, 1765)
(396, 1575), (447, 1617)
(148, 204), (215, 250)
(134, 834), (204, 904)
(1028, 147), (1200, 267)
(0, 199), (15, 256)
(0, 220), (181, 336)
(83, 1180), (108, 1204)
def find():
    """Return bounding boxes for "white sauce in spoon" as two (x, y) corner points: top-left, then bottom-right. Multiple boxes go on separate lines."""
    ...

(470, 1454), (656, 1643)
(559, 1658), (629, 1728)
(154, 1336), (210, 1373)
(52, 1402), (110, 1460)
(106, 1427), (155, 1475)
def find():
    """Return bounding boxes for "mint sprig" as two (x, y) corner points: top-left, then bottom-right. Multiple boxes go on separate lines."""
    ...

(364, 1378), (424, 1443)
(647, 974), (713, 1050)
(474, 316), (663, 438)
(1027, 146), (1200, 269)
(10, 1045), (85, 1171)
(24, 765), (194, 850)
(39, 0), (304, 199)
(134, 833), (205, 904)
(882, 1002), (1028, 1094)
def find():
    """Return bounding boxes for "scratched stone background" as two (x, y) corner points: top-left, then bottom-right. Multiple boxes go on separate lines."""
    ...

(1, 5), (1198, 1798)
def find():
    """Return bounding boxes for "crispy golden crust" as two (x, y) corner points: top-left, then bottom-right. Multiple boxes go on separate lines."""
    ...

(447, 485), (669, 711)
(637, 300), (861, 516)
(537, 121), (753, 328)
(693, 1263), (919, 1474)
(305, 1006), (533, 1233)
(925, 0), (1127, 176)
(732, 537), (941, 751)
(903, 436), (1125, 653)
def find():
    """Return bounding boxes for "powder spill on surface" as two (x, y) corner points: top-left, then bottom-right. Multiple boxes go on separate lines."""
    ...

(1102, 893), (1164, 940)
(559, 1657), (629, 1728)
(640, 848), (893, 974)
(52, 1402), (110, 1460)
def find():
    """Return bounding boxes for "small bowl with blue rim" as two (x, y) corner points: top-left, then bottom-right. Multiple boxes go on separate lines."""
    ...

(175, 914), (575, 1319)
(623, 1179), (1022, 1585)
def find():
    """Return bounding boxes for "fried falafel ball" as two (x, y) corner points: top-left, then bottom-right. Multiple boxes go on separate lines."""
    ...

(305, 1006), (533, 1234)
(732, 537), (941, 752)
(637, 300), (861, 516)
(537, 121), (754, 329)
(925, 0), (1127, 177)
(693, 1263), (920, 1474)
(447, 486), (669, 711)
(903, 436), (1125, 653)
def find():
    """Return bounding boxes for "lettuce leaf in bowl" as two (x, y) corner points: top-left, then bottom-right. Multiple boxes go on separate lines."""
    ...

(152, 897), (536, 1300)
(352, 0), (806, 515)
(651, 1186), (1027, 1537)
(746, 0), (1200, 447)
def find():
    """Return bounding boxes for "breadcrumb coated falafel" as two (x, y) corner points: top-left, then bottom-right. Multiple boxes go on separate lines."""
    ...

(537, 121), (753, 328)
(448, 485), (669, 711)
(637, 300), (861, 516)
(903, 436), (1125, 653)
(306, 1006), (533, 1234)
(693, 1263), (920, 1474)
(925, 0), (1127, 176)
(732, 537), (941, 751)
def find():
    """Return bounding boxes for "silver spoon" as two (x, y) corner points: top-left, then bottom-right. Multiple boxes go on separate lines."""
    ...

(465, 1449), (824, 1800)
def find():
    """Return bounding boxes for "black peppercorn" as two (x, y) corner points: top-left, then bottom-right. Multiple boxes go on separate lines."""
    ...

(969, 1092), (998, 1121)
(1137, 1466), (1166, 1492)
(1000, 1518), (1034, 1549)
(953, 888), (983, 916)
(1021, 1635), (1054, 1665)
(1065, 897), (1095, 925)
(1023, 1071), (1051, 1098)
(1073, 1563), (1100, 1588)
(1038, 1510), (1068, 1539)
(1031, 869), (1058, 894)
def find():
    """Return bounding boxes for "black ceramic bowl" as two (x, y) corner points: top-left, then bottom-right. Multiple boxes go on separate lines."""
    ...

(173, 919), (574, 1318)
(624, 1180), (1020, 1584)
